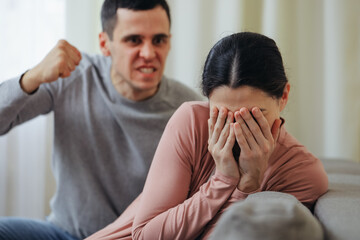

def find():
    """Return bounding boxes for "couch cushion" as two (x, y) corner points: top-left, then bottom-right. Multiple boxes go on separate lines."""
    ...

(210, 191), (323, 240)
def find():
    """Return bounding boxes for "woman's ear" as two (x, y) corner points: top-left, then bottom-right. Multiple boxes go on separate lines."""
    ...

(99, 32), (111, 56)
(279, 83), (290, 111)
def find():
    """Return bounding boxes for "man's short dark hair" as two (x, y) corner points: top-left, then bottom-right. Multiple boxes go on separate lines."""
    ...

(101, 0), (171, 40)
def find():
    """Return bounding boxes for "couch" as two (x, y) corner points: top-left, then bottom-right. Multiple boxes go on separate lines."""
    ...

(314, 158), (360, 240)
(210, 159), (360, 240)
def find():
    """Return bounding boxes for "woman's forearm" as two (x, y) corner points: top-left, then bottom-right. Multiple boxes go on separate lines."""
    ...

(132, 171), (238, 240)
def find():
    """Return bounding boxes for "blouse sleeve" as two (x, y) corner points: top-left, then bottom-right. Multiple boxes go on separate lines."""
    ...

(131, 102), (239, 240)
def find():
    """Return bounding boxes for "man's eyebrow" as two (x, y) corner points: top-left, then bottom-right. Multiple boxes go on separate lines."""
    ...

(121, 34), (170, 40)
(153, 33), (170, 38)
(121, 34), (142, 40)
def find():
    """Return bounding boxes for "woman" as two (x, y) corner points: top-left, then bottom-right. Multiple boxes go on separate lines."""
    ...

(86, 32), (328, 240)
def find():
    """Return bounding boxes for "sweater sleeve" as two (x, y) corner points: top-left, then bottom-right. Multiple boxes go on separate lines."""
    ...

(131, 102), (239, 240)
(0, 76), (53, 135)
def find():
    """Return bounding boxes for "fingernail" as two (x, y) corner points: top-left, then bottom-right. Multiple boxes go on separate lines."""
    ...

(220, 107), (226, 115)
(252, 107), (260, 116)
(234, 111), (240, 120)
(212, 107), (217, 114)
(240, 108), (247, 116)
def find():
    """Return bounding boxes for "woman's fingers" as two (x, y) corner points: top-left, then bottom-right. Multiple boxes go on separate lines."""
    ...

(210, 107), (227, 145)
(217, 111), (234, 148)
(233, 121), (251, 154)
(251, 107), (273, 141)
(234, 110), (258, 150)
(208, 106), (218, 141)
(224, 122), (236, 151)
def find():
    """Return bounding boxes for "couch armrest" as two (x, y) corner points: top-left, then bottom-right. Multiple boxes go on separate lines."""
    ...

(314, 159), (360, 240)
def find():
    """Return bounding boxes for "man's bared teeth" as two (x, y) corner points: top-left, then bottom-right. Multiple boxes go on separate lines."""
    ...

(139, 68), (154, 73)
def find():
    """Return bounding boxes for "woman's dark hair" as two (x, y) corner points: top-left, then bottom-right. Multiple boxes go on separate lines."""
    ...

(101, 0), (171, 40)
(202, 32), (288, 99)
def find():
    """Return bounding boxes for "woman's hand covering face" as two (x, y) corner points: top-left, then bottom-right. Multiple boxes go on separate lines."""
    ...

(207, 106), (282, 193)
(234, 107), (282, 192)
(207, 106), (240, 180)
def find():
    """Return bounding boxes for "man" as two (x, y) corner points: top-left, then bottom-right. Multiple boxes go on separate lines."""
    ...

(0, 0), (202, 239)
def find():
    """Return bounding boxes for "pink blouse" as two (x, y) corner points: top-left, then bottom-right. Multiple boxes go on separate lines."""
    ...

(86, 101), (328, 240)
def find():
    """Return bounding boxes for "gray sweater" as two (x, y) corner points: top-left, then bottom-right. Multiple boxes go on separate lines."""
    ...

(0, 53), (202, 238)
